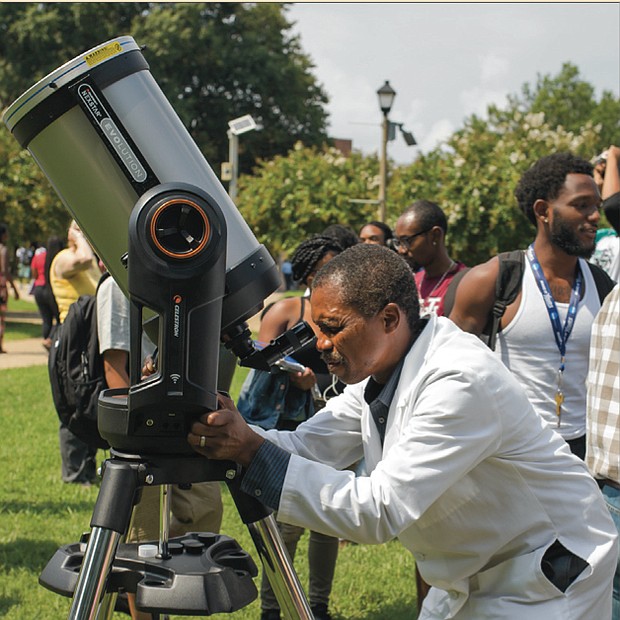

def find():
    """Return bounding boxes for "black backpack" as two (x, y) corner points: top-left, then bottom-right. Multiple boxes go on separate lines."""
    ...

(444, 250), (615, 350)
(48, 272), (111, 449)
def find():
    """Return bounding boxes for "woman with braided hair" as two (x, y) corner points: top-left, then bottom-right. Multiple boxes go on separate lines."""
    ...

(252, 235), (344, 620)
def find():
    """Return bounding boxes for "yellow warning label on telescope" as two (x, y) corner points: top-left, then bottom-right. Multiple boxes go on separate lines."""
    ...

(85, 42), (123, 67)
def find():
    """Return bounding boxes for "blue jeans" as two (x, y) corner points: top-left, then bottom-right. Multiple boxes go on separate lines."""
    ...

(602, 483), (620, 620)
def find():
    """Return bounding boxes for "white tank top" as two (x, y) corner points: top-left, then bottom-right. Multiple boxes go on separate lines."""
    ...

(495, 258), (600, 440)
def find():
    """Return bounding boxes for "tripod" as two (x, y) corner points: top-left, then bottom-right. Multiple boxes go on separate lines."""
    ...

(40, 442), (314, 619)
(37, 184), (320, 618)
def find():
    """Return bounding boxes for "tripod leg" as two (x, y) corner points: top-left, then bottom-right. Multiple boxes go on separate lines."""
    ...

(159, 484), (172, 558)
(248, 515), (314, 620)
(94, 590), (118, 620)
(228, 481), (313, 620)
(68, 527), (123, 620)
(68, 458), (140, 620)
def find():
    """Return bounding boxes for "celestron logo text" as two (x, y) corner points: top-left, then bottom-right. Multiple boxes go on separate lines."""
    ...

(173, 296), (182, 338)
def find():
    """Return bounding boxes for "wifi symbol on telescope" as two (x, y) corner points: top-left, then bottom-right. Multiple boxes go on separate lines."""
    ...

(170, 374), (181, 384)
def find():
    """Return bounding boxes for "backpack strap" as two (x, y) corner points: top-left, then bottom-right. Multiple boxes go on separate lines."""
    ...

(586, 262), (615, 304)
(487, 250), (525, 351)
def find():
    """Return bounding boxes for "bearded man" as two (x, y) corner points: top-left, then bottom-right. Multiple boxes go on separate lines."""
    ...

(450, 152), (614, 459)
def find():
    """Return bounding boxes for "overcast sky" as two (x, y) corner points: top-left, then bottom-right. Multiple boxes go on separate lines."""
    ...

(286, 2), (620, 164)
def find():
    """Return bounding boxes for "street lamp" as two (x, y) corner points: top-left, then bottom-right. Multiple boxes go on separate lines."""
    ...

(377, 81), (396, 222)
(225, 114), (257, 201)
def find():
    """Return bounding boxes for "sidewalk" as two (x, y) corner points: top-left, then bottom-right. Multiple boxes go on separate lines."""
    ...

(0, 337), (49, 370)
(2, 281), (48, 370)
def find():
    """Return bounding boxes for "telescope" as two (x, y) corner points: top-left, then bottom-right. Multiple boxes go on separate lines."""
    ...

(3, 36), (314, 619)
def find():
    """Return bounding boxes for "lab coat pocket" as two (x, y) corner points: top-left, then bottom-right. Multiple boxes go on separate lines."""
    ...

(467, 544), (568, 619)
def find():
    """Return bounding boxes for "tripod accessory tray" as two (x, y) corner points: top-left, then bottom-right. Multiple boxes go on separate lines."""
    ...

(39, 531), (258, 615)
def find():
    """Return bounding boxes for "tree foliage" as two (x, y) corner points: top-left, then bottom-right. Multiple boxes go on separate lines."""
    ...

(519, 63), (620, 147)
(236, 143), (380, 257)
(0, 2), (329, 245)
(132, 3), (329, 169)
(388, 63), (615, 265)
(0, 3), (328, 171)
(389, 110), (601, 265)
(1, 12), (616, 266)
(0, 126), (70, 245)
(0, 3), (144, 108)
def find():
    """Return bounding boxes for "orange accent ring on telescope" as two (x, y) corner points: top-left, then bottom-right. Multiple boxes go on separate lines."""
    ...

(149, 198), (210, 259)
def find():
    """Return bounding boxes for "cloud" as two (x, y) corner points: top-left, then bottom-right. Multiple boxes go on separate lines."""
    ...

(480, 53), (510, 83)
(459, 87), (509, 119)
(450, 53), (511, 120)
(288, 2), (620, 165)
(419, 119), (456, 152)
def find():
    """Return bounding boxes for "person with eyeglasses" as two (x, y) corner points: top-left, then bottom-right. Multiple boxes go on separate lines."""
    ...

(394, 200), (466, 317)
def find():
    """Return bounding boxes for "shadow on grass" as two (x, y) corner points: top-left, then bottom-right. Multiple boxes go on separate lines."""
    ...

(0, 595), (21, 617)
(336, 600), (418, 620)
(4, 320), (42, 339)
(1, 498), (97, 516)
(0, 537), (66, 572)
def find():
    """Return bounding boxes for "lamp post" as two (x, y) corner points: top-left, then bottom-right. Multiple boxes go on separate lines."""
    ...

(377, 80), (396, 223)
(225, 114), (257, 201)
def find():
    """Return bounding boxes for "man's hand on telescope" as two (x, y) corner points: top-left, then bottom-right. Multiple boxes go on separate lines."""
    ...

(188, 393), (265, 467)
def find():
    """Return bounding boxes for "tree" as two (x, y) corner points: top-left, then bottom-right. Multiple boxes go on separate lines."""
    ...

(236, 63), (616, 266)
(133, 3), (330, 171)
(236, 143), (380, 257)
(0, 3), (144, 108)
(387, 62), (618, 266)
(0, 2), (329, 245)
(0, 126), (70, 246)
(0, 3), (329, 172)
(389, 110), (601, 265)
(507, 62), (620, 148)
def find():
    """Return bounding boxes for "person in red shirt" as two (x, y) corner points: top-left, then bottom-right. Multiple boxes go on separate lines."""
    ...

(30, 237), (61, 350)
(394, 200), (466, 317)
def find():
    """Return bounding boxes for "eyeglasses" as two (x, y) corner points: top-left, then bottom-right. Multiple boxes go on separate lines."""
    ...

(394, 229), (431, 249)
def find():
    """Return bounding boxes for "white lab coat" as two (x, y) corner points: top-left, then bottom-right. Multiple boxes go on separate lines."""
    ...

(257, 316), (618, 619)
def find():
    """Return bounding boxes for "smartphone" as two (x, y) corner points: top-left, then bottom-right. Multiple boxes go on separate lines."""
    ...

(275, 358), (306, 374)
(276, 358), (323, 403)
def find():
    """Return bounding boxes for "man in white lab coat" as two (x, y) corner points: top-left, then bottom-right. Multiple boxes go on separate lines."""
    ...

(190, 244), (618, 619)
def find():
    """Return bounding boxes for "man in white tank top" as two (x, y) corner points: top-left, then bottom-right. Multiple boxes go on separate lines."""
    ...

(450, 153), (609, 459)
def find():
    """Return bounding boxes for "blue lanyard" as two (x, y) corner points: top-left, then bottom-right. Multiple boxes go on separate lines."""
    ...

(525, 244), (582, 366)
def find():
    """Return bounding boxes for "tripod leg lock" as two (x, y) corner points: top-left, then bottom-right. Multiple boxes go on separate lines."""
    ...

(91, 460), (144, 533)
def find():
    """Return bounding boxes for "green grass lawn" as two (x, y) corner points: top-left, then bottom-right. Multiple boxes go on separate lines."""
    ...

(0, 365), (418, 619)
(5, 295), (42, 340)
(7, 296), (38, 314)
(4, 320), (42, 340)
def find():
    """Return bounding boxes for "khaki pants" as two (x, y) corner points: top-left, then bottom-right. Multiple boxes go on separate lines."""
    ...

(127, 481), (223, 541)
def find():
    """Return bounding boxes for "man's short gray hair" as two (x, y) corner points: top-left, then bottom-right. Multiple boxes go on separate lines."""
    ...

(311, 244), (420, 330)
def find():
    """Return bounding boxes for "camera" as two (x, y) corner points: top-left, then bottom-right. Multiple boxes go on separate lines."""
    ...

(593, 150), (609, 176)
